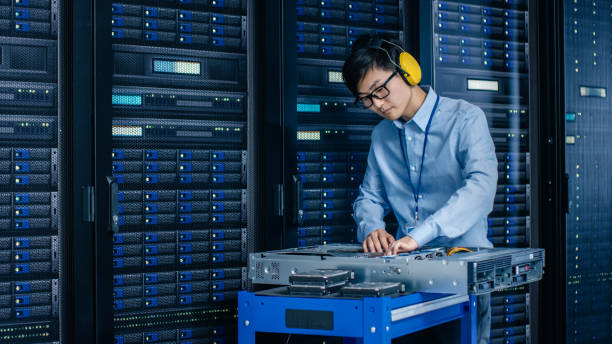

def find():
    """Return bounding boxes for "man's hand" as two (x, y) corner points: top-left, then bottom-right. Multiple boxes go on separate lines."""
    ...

(385, 235), (418, 255)
(363, 228), (395, 253)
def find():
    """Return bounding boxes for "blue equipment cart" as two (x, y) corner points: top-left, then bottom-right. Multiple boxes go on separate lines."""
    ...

(238, 289), (477, 343)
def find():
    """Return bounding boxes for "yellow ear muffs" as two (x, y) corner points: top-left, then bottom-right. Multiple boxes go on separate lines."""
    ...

(398, 51), (422, 86)
(366, 37), (422, 86)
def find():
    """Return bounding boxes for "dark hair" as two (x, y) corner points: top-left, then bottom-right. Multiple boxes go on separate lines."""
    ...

(342, 34), (405, 98)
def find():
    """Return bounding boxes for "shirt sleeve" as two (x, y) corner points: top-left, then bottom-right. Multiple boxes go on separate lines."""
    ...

(407, 106), (498, 247)
(353, 143), (391, 242)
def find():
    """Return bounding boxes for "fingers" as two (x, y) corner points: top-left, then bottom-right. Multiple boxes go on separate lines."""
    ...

(363, 229), (395, 253)
(367, 237), (376, 253)
(384, 241), (395, 256)
(380, 233), (390, 251)
(385, 240), (412, 256)
(385, 234), (395, 246)
(363, 233), (383, 253)
(382, 235), (395, 255)
(384, 232), (395, 250)
(364, 236), (376, 253)
(384, 243), (391, 256)
(372, 234), (383, 253)
(390, 242), (398, 255)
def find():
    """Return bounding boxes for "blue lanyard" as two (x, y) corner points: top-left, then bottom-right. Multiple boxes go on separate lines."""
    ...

(397, 95), (440, 222)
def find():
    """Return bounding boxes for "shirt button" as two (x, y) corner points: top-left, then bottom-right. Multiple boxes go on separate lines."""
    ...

(419, 194), (423, 199)
(407, 136), (413, 141)
(410, 165), (416, 171)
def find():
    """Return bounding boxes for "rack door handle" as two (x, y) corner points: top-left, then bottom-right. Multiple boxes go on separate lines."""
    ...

(292, 175), (304, 225)
(106, 176), (119, 233)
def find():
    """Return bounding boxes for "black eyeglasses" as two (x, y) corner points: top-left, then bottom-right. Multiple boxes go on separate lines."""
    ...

(355, 71), (397, 109)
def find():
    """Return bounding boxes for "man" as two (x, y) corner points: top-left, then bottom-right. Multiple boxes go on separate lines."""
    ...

(342, 34), (497, 344)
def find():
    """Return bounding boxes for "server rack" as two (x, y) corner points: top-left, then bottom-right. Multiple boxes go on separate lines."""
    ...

(421, 0), (539, 343)
(279, 0), (406, 249)
(563, 0), (612, 342)
(107, 1), (254, 343)
(0, 0), (61, 343)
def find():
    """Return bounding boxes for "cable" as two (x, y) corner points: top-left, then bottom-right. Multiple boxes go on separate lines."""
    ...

(370, 39), (405, 72)
(447, 247), (473, 256)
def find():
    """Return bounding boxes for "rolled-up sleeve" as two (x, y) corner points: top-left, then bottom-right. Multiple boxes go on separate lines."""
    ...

(353, 144), (390, 242)
(407, 107), (498, 247)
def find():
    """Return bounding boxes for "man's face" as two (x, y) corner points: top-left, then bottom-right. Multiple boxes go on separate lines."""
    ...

(356, 66), (412, 121)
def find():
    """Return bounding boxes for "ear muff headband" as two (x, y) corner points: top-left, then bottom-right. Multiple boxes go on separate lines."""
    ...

(367, 38), (422, 86)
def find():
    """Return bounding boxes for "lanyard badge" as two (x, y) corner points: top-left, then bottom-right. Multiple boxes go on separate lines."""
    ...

(397, 95), (440, 222)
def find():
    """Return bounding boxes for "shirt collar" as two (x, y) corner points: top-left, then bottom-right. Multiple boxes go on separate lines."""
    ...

(392, 86), (437, 131)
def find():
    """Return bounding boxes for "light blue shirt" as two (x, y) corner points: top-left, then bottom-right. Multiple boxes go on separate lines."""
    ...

(354, 87), (497, 248)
